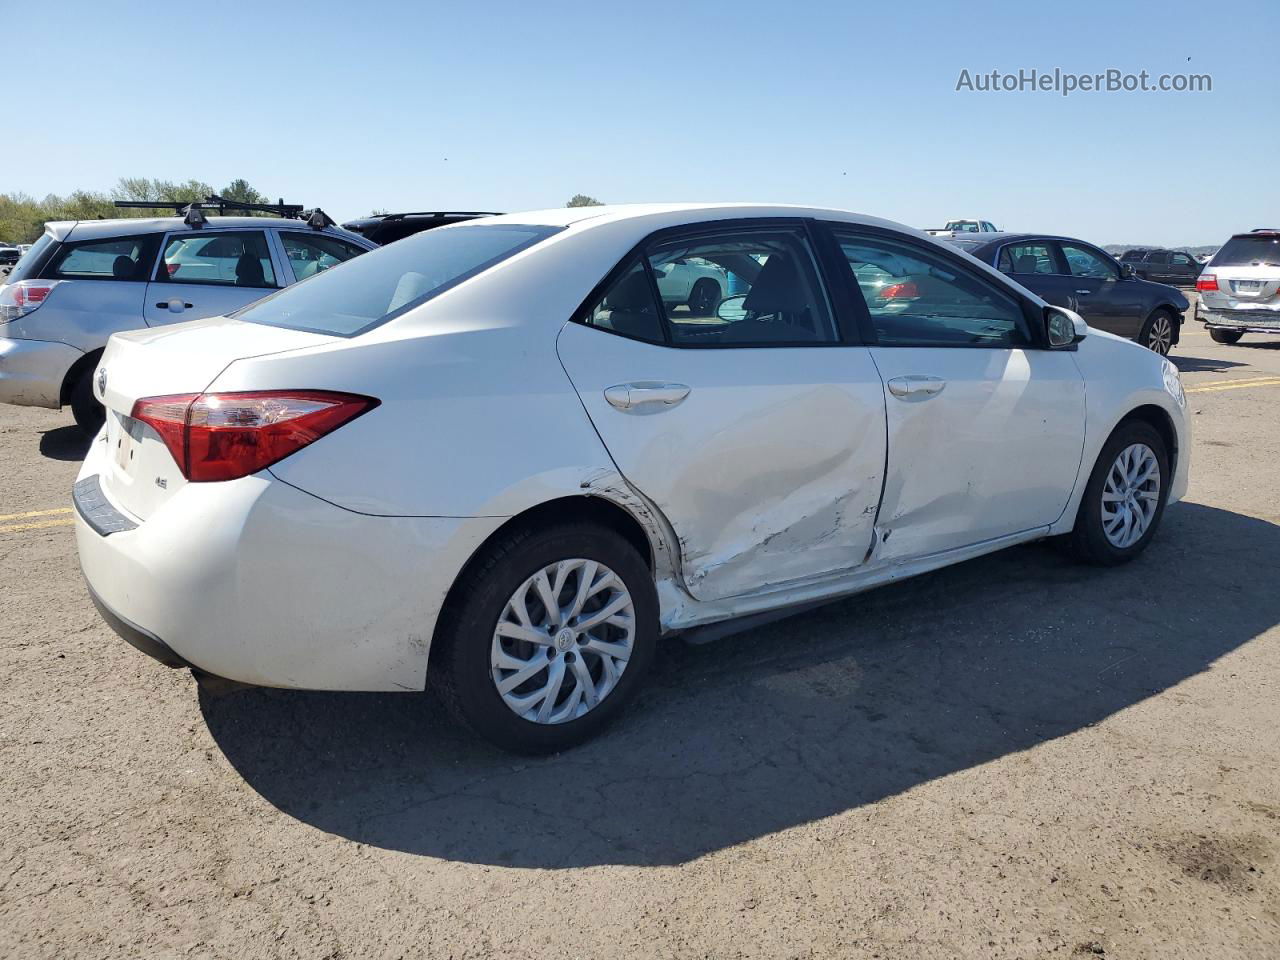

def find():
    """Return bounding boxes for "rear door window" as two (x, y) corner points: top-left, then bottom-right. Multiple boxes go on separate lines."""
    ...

(998, 242), (1060, 275)
(238, 223), (560, 336)
(47, 234), (161, 282)
(157, 231), (277, 288)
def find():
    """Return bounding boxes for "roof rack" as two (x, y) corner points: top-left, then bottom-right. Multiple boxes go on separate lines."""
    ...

(113, 195), (335, 231)
(374, 211), (501, 221)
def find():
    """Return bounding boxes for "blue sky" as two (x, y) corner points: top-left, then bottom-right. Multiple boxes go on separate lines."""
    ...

(5, 0), (1277, 245)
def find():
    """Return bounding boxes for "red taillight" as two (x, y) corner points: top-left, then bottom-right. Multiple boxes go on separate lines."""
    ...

(878, 281), (920, 299)
(166, 262), (180, 277)
(0, 279), (60, 321)
(1196, 274), (1218, 291)
(131, 390), (379, 482)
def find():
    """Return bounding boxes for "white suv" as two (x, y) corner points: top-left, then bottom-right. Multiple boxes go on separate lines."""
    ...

(0, 207), (375, 430)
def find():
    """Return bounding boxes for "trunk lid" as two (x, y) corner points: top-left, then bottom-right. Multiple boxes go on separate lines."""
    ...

(96, 315), (338, 520)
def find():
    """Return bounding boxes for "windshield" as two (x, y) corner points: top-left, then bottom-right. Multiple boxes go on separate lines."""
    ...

(237, 224), (560, 336)
(946, 221), (980, 232)
(1211, 235), (1280, 268)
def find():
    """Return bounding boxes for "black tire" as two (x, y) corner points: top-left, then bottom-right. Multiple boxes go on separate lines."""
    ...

(1209, 328), (1243, 345)
(431, 523), (658, 754)
(1138, 309), (1176, 355)
(1068, 420), (1170, 566)
(70, 368), (105, 434)
(687, 278), (720, 317)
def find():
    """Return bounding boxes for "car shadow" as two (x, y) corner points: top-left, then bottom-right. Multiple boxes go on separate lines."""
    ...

(39, 425), (92, 462)
(1170, 353), (1251, 373)
(201, 502), (1280, 868)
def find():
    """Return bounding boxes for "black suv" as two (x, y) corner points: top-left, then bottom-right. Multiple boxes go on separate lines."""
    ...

(948, 233), (1189, 355)
(341, 211), (499, 245)
(1119, 248), (1203, 286)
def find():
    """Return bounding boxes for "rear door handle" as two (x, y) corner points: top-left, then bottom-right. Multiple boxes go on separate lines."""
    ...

(156, 299), (193, 311)
(887, 376), (946, 400)
(1075, 289), (1092, 295)
(604, 381), (691, 411)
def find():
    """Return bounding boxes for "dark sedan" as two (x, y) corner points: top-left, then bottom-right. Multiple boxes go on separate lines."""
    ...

(948, 233), (1189, 355)
(1120, 248), (1203, 286)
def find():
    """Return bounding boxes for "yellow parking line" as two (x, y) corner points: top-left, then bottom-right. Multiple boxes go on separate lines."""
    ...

(1186, 376), (1280, 394)
(0, 506), (73, 523)
(0, 517), (76, 534)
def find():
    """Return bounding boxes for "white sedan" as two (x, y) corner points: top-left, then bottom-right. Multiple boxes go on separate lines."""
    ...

(74, 204), (1189, 753)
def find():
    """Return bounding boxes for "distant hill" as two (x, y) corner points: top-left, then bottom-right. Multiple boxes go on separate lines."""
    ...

(1104, 244), (1220, 257)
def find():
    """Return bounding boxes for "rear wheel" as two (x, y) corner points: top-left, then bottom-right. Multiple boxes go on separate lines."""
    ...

(1209, 328), (1243, 345)
(1138, 309), (1176, 355)
(432, 523), (658, 753)
(1069, 420), (1169, 566)
(70, 368), (105, 434)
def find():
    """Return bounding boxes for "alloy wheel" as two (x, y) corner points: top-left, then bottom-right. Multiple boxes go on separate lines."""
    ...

(490, 558), (635, 724)
(1101, 443), (1161, 548)
(1146, 314), (1173, 355)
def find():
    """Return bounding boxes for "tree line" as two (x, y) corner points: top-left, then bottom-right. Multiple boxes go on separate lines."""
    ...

(0, 178), (275, 244)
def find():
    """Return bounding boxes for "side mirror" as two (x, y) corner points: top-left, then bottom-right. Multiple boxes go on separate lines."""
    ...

(1120, 262), (1136, 279)
(1045, 305), (1086, 347)
(716, 294), (748, 322)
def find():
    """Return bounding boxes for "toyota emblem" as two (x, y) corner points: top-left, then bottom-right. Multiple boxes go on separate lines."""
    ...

(96, 366), (107, 396)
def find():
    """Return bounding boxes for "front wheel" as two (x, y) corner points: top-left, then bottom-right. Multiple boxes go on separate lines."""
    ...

(1068, 420), (1170, 566)
(431, 523), (658, 753)
(70, 368), (105, 434)
(1138, 309), (1176, 355)
(1209, 328), (1243, 345)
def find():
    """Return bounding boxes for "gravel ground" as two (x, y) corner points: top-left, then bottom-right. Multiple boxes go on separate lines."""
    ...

(2, 316), (1278, 959)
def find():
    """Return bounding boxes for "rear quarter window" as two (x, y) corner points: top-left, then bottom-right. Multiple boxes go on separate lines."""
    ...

(236, 224), (560, 336)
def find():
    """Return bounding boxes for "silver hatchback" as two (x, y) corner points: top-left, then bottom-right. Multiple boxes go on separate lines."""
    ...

(1197, 229), (1280, 344)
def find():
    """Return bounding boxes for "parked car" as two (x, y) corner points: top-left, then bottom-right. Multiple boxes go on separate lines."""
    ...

(1196, 229), (1280, 344)
(926, 219), (999, 237)
(948, 233), (1188, 355)
(1119, 248), (1203, 286)
(0, 243), (20, 266)
(0, 206), (375, 431)
(342, 211), (499, 245)
(74, 204), (1188, 753)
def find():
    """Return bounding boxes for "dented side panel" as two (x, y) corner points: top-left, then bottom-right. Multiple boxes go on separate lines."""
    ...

(556, 321), (888, 602)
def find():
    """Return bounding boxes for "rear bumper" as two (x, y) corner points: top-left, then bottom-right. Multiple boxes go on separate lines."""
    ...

(0, 336), (81, 408)
(74, 435), (505, 691)
(1199, 307), (1280, 333)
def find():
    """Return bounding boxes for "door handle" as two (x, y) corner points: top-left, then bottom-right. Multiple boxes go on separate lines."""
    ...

(156, 299), (193, 311)
(887, 376), (946, 400)
(1074, 289), (1092, 295)
(604, 381), (691, 411)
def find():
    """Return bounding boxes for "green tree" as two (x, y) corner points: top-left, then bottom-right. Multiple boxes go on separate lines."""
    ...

(566, 194), (604, 207)
(220, 178), (269, 208)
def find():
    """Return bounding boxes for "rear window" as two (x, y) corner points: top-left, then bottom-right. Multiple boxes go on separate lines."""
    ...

(7, 233), (56, 283)
(1211, 235), (1280, 268)
(236, 224), (559, 336)
(48, 234), (162, 282)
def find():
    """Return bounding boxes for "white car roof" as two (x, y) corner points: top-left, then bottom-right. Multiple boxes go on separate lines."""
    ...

(474, 202), (920, 235)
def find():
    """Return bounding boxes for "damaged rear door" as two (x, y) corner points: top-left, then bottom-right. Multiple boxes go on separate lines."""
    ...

(556, 219), (887, 603)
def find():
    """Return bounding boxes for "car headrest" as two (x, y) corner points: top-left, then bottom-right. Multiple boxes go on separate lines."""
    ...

(112, 255), (136, 280)
(741, 254), (806, 315)
(1015, 254), (1039, 274)
(235, 253), (266, 287)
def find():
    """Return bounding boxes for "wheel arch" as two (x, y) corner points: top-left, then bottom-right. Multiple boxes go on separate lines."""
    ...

(1116, 402), (1178, 477)
(59, 346), (104, 406)
(429, 494), (662, 663)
